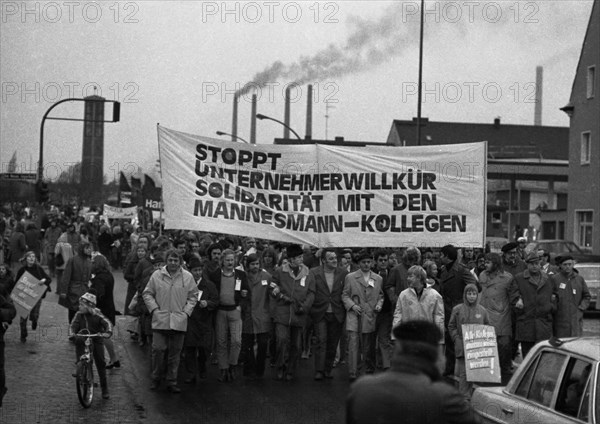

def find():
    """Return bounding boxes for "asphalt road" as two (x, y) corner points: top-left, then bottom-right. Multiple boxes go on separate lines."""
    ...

(2, 269), (598, 424)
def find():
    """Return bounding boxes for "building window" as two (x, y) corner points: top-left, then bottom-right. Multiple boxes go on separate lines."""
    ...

(576, 210), (593, 249)
(581, 132), (591, 164)
(587, 66), (596, 99)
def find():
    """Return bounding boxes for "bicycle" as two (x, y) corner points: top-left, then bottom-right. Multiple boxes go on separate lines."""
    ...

(74, 330), (104, 408)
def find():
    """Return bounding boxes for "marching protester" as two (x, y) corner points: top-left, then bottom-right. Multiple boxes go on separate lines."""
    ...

(342, 250), (384, 382)
(0, 264), (15, 299)
(438, 244), (478, 378)
(240, 253), (272, 379)
(307, 248), (347, 380)
(69, 290), (113, 400)
(143, 249), (198, 393)
(214, 249), (249, 382)
(271, 244), (314, 381)
(183, 255), (218, 383)
(15, 251), (51, 343)
(90, 253), (120, 369)
(478, 252), (515, 383)
(346, 320), (480, 424)
(552, 255), (591, 338)
(0, 288), (16, 408)
(510, 252), (557, 358)
(59, 241), (93, 325)
(54, 232), (74, 293)
(448, 283), (490, 400)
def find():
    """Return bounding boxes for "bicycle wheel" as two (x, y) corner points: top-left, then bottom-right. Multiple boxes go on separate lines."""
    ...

(76, 360), (94, 408)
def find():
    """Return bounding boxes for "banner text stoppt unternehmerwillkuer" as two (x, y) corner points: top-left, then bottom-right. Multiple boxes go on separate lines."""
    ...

(158, 125), (486, 248)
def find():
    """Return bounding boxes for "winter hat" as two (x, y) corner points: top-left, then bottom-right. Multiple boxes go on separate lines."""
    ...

(286, 244), (303, 259)
(188, 256), (203, 270)
(355, 249), (373, 262)
(392, 320), (441, 362)
(80, 291), (97, 306)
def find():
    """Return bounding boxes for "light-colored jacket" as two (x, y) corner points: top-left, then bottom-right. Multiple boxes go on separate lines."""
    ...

(142, 266), (198, 332)
(54, 233), (73, 271)
(342, 270), (384, 333)
(478, 270), (515, 337)
(392, 287), (445, 342)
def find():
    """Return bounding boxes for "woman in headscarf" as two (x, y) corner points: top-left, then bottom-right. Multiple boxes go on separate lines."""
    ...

(15, 251), (51, 342)
(54, 232), (74, 294)
(58, 241), (93, 325)
(90, 253), (120, 368)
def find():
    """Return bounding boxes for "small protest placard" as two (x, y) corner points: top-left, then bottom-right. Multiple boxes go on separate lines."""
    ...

(462, 324), (501, 383)
(10, 271), (47, 319)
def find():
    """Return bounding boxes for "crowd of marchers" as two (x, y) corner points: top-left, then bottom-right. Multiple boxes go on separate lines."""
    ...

(0, 204), (592, 411)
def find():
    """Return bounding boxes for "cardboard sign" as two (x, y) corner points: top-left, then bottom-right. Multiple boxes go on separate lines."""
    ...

(462, 324), (501, 383)
(10, 271), (47, 319)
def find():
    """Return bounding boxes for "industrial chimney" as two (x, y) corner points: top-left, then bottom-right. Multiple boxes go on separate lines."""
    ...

(305, 84), (313, 139)
(232, 94), (239, 142)
(250, 94), (257, 144)
(534, 66), (543, 126)
(283, 86), (291, 139)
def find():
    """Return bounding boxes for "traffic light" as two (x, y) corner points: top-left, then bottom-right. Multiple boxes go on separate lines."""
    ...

(36, 180), (49, 203)
(112, 101), (120, 122)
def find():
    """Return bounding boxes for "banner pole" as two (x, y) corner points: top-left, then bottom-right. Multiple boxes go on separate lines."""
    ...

(156, 123), (163, 237)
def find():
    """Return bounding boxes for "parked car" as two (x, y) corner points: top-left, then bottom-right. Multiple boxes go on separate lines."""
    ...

(526, 240), (600, 264)
(472, 337), (600, 424)
(576, 263), (600, 310)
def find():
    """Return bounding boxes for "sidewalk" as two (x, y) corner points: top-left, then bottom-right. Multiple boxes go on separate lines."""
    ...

(1, 284), (146, 423)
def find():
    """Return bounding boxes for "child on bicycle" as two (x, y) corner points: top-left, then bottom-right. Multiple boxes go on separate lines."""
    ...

(69, 290), (113, 399)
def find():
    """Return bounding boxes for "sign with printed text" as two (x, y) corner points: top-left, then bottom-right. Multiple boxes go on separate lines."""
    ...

(10, 271), (47, 319)
(103, 204), (138, 219)
(463, 324), (501, 383)
(158, 125), (487, 247)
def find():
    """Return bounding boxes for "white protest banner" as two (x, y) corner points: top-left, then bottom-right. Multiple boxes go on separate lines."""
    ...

(10, 271), (47, 319)
(462, 324), (501, 383)
(158, 125), (486, 247)
(104, 204), (138, 219)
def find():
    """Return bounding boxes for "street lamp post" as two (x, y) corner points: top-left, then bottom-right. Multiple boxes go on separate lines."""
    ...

(416, 0), (425, 146)
(38, 97), (120, 181)
(215, 131), (249, 143)
(256, 114), (302, 140)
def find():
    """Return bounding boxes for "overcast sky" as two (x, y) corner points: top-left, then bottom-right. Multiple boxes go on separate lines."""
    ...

(0, 1), (594, 182)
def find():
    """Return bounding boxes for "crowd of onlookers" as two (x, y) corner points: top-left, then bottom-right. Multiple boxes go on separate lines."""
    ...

(0, 201), (592, 407)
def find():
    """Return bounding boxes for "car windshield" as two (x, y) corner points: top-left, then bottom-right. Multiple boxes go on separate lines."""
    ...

(577, 266), (600, 281)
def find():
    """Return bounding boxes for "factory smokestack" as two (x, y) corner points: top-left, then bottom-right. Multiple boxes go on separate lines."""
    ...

(232, 94), (239, 141)
(305, 84), (313, 139)
(250, 94), (257, 144)
(283, 86), (291, 139)
(534, 66), (543, 126)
